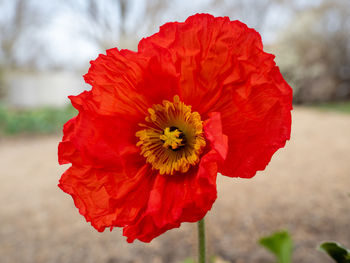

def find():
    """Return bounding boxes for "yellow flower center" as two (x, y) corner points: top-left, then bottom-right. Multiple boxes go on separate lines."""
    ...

(160, 127), (185, 150)
(136, 95), (206, 175)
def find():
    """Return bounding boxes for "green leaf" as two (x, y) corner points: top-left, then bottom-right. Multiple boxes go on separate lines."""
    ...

(259, 230), (292, 263)
(319, 242), (350, 263)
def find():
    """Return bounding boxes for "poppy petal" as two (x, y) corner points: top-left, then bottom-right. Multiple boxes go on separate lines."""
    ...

(203, 112), (228, 161)
(123, 149), (220, 242)
(137, 14), (269, 118)
(219, 68), (292, 178)
(59, 164), (156, 230)
(58, 93), (143, 173)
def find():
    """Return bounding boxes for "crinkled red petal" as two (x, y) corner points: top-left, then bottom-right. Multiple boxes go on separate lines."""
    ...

(58, 90), (144, 174)
(84, 48), (180, 114)
(218, 68), (292, 178)
(137, 14), (265, 116)
(123, 149), (220, 243)
(203, 112), (228, 161)
(59, 164), (156, 230)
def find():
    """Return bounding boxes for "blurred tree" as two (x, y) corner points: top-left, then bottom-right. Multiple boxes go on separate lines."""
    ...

(0, 0), (48, 69)
(212, 0), (300, 33)
(274, 0), (350, 103)
(213, 0), (273, 31)
(0, 0), (49, 98)
(65, 0), (169, 51)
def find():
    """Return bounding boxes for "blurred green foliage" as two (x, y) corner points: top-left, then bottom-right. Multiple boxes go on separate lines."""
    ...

(0, 104), (77, 135)
(314, 101), (350, 113)
(179, 259), (195, 263)
(259, 230), (293, 263)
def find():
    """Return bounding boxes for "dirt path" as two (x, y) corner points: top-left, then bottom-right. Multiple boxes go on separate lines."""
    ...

(0, 107), (349, 263)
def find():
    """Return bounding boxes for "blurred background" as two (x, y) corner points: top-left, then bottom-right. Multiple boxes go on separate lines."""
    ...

(0, 0), (349, 262)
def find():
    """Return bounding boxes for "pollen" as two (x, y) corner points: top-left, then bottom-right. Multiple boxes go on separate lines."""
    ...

(136, 95), (206, 175)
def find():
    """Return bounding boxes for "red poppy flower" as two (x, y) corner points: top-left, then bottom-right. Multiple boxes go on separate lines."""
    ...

(58, 13), (292, 243)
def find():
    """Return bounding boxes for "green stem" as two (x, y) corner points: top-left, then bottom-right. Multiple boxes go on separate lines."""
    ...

(198, 217), (206, 263)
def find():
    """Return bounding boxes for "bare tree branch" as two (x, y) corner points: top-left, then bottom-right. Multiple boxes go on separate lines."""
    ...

(0, 0), (48, 69)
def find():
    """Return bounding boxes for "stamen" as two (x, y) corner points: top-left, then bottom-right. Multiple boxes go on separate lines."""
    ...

(136, 96), (206, 175)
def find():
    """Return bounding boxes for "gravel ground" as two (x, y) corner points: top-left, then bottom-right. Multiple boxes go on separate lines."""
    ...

(0, 107), (349, 263)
